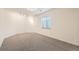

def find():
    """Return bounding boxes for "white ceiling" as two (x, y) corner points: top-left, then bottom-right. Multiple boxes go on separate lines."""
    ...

(26, 8), (50, 15)
(5, 8), (51, 16)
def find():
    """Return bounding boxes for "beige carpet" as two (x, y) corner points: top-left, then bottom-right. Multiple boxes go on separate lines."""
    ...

(0, 33), (79, 51)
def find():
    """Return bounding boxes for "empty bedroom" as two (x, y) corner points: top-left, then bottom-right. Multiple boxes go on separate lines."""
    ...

(0, 8), (79, 51)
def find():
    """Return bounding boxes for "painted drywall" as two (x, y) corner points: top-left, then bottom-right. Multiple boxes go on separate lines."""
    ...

(35, 8), (79, 46)
(0, 8), (79, 47)
(0, 9), (36, 47)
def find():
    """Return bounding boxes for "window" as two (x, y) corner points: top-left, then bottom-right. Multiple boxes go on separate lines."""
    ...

(41, 16), (52, 29)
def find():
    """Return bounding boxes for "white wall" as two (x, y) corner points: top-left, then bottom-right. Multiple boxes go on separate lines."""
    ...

(0, 8), (79, 47)
(0, 9), (36, 47)
(35, 8), (79, 46)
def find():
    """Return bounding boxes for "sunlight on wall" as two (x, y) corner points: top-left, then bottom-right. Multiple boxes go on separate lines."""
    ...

(28, 16), (34, 25)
